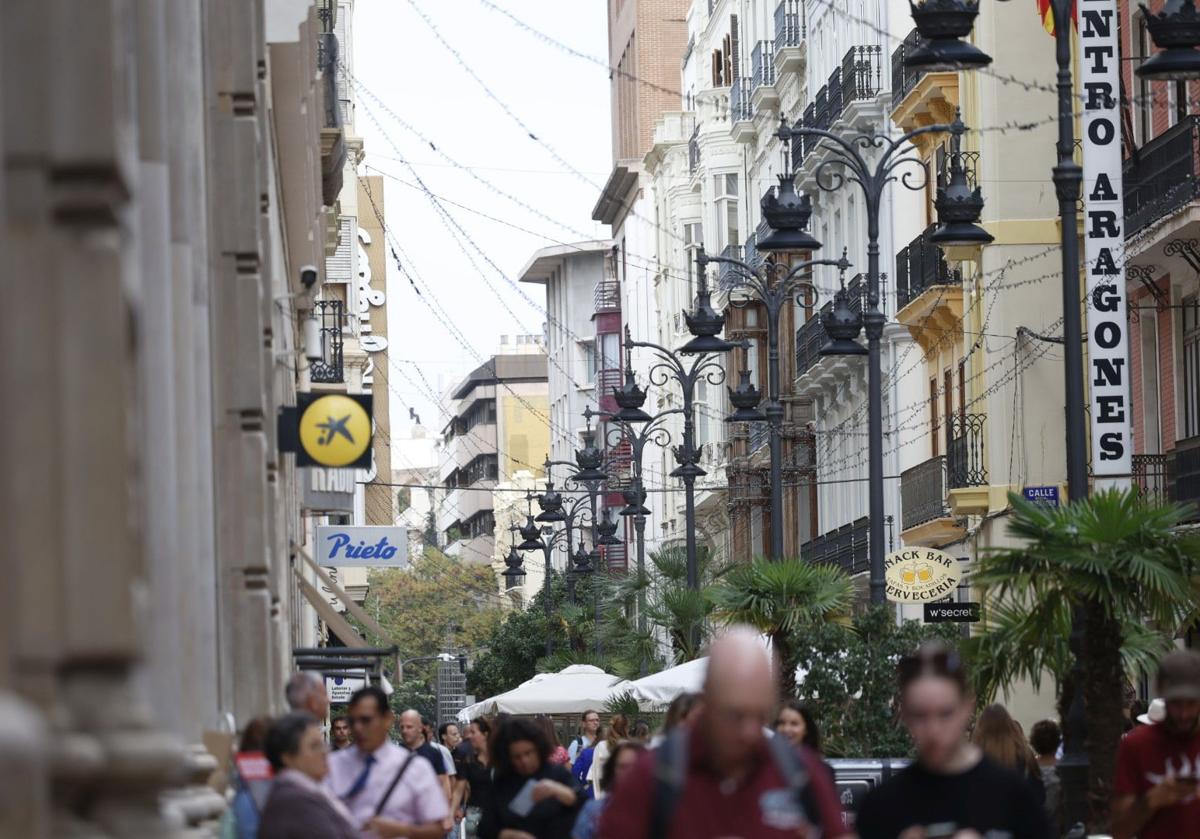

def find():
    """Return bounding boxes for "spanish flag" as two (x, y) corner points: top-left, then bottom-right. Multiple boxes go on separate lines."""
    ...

(1037, 0), (1077, 36)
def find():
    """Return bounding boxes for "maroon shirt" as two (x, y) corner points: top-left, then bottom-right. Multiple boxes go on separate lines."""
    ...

(597, 727), (848, 839)
(1114, 721), (1200, 839)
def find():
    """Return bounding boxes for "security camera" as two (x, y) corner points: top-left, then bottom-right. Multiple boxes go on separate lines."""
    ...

(299, 264), (319, 290)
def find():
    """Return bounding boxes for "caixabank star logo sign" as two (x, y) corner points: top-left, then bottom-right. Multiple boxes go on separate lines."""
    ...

(281, 393), (374, 470)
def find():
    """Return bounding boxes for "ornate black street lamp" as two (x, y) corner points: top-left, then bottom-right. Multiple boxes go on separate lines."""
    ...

(1138, 0), (1200, 80)
(516, 493), (583, 657)
(599, 342), (684, 674)
(704, 158), (854, 558)
(781, 109), (977, 603)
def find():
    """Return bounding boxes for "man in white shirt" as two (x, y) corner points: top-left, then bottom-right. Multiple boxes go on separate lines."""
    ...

(325, 687), (449, 838)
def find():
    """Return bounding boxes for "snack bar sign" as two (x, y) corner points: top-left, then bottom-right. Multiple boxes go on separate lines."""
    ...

(884, 547), (961, 604)
(1080, 0), (1132, 489)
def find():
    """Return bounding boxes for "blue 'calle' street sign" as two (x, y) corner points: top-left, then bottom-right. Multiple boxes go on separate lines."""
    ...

(1022, 486), (1060, 508)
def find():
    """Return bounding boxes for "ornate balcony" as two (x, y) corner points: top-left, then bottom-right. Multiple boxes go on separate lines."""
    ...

(890, 29), (959, 141)
(900, 455), (966, 547)
(731, 78), (755, 143)
(774, 0), (806, 76)
(594, 279), (620, 313)
(947, 413), (989, 515)
(1125, 115), (1200, 239)
(792, 46), (882, 172)
(895, 224), (965, 350)
(802, 516), (870, 575)
(308, 299), (345, 384)
(794, 274), (865, 380)
(716, 244), (744, 291)
(1133, 452), (1175, 503)
(751, 40), (779, 111)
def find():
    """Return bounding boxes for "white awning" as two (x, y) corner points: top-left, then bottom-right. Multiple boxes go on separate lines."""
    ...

(459, 664), (631, 721)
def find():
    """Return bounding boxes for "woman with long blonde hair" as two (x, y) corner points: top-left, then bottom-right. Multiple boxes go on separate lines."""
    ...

(972, 703), (1045, 808)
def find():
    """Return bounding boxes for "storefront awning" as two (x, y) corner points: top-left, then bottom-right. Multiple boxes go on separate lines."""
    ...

(294, 569), (370, 649)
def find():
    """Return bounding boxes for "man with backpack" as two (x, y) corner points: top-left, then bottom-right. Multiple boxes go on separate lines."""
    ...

(568, 709), (601, 764)
(597, 627), (848, 838)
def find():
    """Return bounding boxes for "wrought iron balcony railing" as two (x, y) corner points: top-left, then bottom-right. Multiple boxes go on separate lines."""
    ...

(802, 516), (870, 575)
(1125, 115), (1200, 238)
(841, 45), (883, 106)
(901, 455), (951, 531)
(730, 77), (754, 124)
(309, 299), (345, 384)
(1133, 452), (1175, 503)
(891, 29), (930, 112)
(594, 279), (620, 313)
(717, 244), (744, 291)
(752, 40), (777, 90)
(895, 224), (963, 311)
(946, 413), (987, 489)
(794, 273), (864, 376)
(775, 0), (804, 49)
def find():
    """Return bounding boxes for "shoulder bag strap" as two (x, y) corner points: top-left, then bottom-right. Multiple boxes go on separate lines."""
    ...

(373, 751), (418, 818)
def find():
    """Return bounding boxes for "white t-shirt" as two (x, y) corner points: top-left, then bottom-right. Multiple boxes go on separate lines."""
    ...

(587, 740), (613, 799)
(432, 741), (456, 776)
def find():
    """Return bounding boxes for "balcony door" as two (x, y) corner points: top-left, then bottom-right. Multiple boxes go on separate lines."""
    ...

(1183, 297), (1200, 440)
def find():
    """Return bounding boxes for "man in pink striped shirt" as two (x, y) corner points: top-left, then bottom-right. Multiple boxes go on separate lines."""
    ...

(325, 686), (449, 838)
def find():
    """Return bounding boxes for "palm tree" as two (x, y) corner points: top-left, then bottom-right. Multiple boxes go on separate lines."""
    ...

(708, 558), (855, 696)
(964, 489), (1200, 830)
(617, 544), (724, 664)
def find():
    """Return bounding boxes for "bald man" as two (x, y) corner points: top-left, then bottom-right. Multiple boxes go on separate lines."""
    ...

(398, 709), (451, 804)
(598, 627), (849, 839)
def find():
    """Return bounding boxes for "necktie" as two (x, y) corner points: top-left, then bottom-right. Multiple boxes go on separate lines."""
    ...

(342, 753), (376, 799)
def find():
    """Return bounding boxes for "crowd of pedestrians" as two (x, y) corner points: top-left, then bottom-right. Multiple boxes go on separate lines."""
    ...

(219, 636), (1200, 838)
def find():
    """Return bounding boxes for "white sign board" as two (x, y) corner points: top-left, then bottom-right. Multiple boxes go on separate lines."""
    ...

(326, 675), (366, 704)
(884, 547), (962, 604)
(314, 525), (409, 568)
(1080, 0), (1132, 489)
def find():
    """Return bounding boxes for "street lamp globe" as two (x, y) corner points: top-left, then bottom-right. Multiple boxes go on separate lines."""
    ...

(680, 248), (739, 354)
(929, 114), (993, 259)
(534, 479), (566, 523)
(612, 351), (653, 424)
(757, 176), (823, 253)
(620, 484), (650, 517)
(502, 544), (527, 587)
(727, 367), (767, 423)
(904, 0), (993, 71)
(819, 286), (868, 357)
(1137, 0), (1200, 80)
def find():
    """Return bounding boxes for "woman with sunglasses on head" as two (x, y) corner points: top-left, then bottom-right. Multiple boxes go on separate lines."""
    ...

(856, 642), (1050, 839)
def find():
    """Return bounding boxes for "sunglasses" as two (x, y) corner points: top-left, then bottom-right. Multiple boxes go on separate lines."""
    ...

(898, 648), (963, 684)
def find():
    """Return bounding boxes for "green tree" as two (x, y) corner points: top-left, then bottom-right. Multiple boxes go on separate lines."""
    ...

(963, 489), (1200, 830)
(620, 544), (724, 663)
(793, 606), (962, 758)
(709, 558), (855, 696)
(363, 546), (504, 696)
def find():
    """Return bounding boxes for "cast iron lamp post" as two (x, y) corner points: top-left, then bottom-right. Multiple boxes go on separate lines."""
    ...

(780, 107), (985, 603)
(703, 158), (855, 559)
(516, 493), (590, 658)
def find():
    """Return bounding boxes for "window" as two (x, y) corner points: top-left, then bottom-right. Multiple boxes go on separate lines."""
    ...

(1142, 313), (1162, 452)
(579, 340), (596, 385)
(599, 332), (620, 372)
(714, 174), (740, 251)
(930, 377), (940, 456)
(944, 369), (954, 447)
(1183, 297), (1200, 439)
(957, 358), (967, 418)
(696, 379), (712, 447)
(684, 221), (703, 298)
(1134, 13), (1152, 145)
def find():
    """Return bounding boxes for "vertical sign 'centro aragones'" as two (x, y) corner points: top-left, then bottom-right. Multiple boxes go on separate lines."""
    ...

(1080, 0), (1132, 489)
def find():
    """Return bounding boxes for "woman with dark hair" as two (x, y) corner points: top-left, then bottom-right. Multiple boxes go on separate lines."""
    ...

(585, 715), (627, 799)
(774, 698), (821, 751)
(569, 740), (645, 839)
(855, 643), (1050, 839)
(457, 716), (494, 838)
(537, 715), (570, 766)
(479, 716), (580, 839)
(973, 703), (1045, 807)
(226, 716), (272, 839)
(257, 713), (357, 839)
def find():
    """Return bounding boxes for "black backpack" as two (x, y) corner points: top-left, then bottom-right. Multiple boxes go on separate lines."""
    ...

(650, 730), (827, 837)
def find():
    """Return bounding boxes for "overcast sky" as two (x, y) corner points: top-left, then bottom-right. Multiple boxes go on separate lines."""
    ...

(353, 0), (612, 441)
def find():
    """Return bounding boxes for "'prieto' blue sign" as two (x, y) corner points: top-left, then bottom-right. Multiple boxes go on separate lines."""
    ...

(314, 525), (409, 568)
(1022, 486), (1060, 508)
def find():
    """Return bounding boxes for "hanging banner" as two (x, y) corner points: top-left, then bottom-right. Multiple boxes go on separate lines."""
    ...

(1080, 0), (1132, 489)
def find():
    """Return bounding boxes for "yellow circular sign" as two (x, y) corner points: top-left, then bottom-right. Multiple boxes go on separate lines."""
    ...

(884, 547), (961, 604)
(298, 394), (372, 467)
